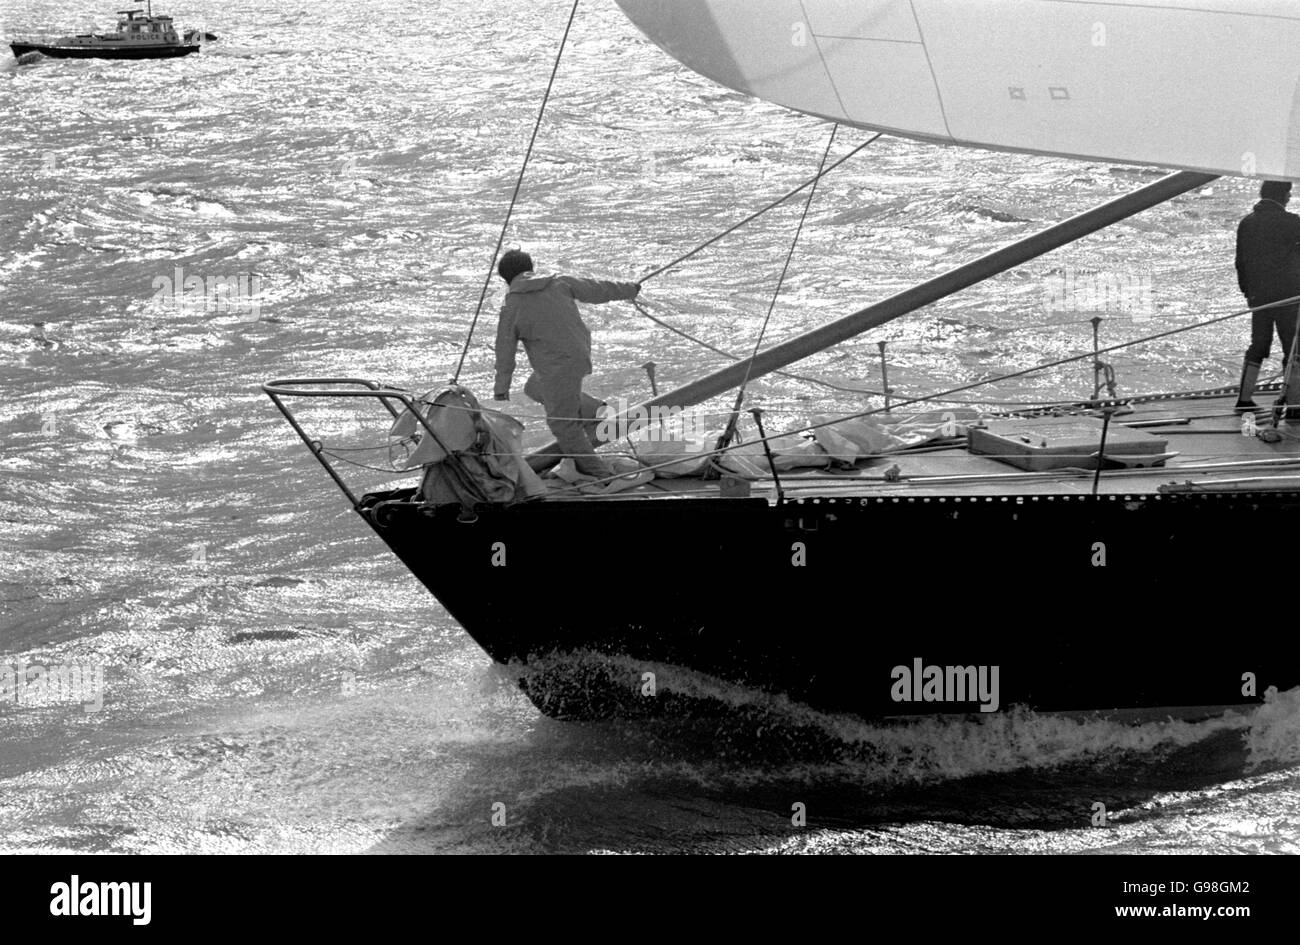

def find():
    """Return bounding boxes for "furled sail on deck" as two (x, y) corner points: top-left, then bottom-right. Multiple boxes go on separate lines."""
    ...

(614, 0), (1300, 180)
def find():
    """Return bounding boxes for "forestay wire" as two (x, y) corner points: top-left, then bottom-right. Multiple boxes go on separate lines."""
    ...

(451, 0), (583, 384)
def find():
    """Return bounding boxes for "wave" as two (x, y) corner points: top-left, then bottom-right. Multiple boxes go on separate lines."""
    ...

(506, 650), (1298, 788)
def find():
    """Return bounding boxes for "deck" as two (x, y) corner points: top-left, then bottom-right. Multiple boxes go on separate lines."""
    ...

(543, 385), (1300, 503)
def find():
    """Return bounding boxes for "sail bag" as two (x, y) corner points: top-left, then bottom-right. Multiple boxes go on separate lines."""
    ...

(389, 385), (546, 505)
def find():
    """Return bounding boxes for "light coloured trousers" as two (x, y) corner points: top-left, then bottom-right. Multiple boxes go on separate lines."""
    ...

(524, 369), (608, 476)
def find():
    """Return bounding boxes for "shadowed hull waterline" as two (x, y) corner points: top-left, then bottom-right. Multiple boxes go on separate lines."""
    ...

(357, 487), (1300, 722)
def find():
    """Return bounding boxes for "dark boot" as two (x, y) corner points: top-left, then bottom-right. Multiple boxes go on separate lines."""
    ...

(1279, 357), (1297, 402)
(1235, 359), (1262, 413)
(1276, 357), (1300, 421)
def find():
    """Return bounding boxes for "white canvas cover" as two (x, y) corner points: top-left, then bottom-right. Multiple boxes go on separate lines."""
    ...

(389, 386), (546, 503)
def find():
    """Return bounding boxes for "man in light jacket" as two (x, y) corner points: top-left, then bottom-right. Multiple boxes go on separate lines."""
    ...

(493, 249), (640, 476)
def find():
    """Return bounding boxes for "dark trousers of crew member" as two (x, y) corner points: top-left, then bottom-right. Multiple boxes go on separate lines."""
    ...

(1239, 300), (1300, 407)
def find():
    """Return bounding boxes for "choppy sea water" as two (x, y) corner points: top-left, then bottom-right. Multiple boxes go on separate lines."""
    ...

(1, 0), (1297, 853)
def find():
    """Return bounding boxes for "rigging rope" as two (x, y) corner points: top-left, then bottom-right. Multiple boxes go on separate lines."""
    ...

(451, 0), (582, 384)
(637, 133), (882, 285)
(716, 123), (840, 450)
(630, 297), (883, 396)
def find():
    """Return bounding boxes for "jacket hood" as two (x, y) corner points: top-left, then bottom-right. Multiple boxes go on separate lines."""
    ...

(508, 273), (556, 293)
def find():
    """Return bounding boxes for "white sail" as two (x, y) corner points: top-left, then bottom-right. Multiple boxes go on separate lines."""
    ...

(614, 0), (1300, 180)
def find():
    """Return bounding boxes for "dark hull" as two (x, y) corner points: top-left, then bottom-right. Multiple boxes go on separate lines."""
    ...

(359, 489), (1300, 722)
(9, 42), (199, 60)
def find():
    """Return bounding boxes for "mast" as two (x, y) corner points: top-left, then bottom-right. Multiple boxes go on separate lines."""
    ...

(528, 169), (1217, 468)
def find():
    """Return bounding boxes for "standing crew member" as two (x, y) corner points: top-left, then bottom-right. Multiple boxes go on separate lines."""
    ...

(1234, 179), (1300, 413)
(492, 249), (641, 476)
